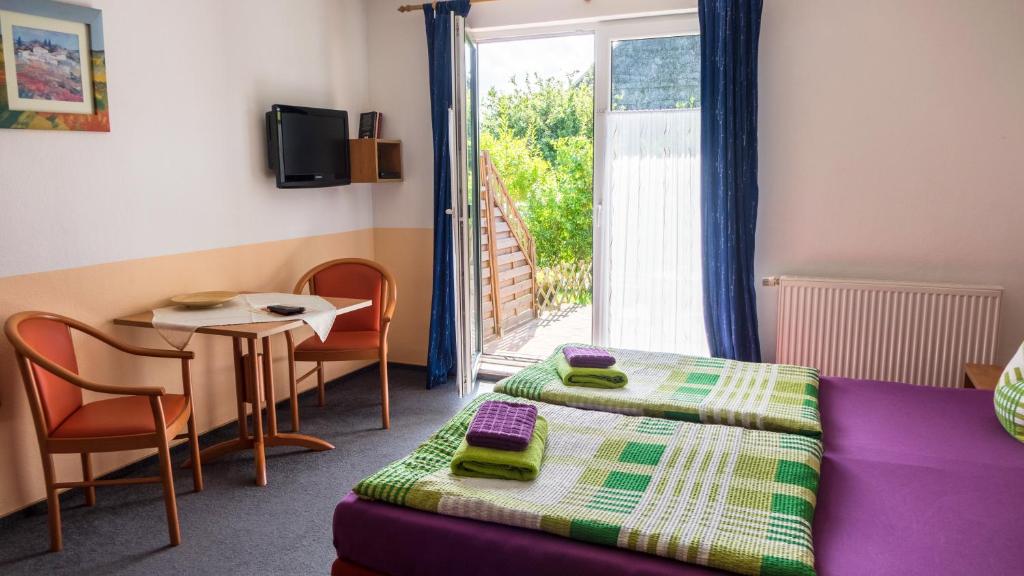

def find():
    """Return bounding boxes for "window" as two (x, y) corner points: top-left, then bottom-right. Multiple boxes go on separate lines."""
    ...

(610, 35), (700, 111)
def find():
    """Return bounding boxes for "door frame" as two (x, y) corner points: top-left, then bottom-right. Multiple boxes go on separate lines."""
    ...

(461, 13), (699, 362)
(452, 16), (482, 395)
(470, 28), (597, 360)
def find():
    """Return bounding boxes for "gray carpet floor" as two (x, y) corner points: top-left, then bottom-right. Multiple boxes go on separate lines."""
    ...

(0, 366), (469, 576)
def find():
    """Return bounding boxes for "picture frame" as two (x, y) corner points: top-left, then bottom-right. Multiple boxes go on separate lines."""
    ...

(0, 0), (108, 132)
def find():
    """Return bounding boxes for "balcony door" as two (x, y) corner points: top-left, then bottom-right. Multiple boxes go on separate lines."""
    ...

(593, 15), (709, 355)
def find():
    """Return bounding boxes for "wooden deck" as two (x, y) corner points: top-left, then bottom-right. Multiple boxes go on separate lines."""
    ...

(483, 304), (592, 360)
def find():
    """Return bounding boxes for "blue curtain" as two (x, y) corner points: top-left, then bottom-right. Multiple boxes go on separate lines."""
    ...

(699, 0), (764, 362)
(424, 0), (471, 389)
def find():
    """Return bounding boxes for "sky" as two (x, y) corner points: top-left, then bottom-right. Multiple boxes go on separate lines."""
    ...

(477, 34), (594, 100)
(13, 25), (80, 51)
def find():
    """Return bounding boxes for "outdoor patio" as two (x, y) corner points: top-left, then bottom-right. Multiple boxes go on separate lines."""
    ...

(483, 304), (592, 359)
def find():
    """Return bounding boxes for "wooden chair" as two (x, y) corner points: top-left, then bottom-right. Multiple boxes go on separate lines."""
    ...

(285, 258), (397, 430)
(4, 311), (204, 552)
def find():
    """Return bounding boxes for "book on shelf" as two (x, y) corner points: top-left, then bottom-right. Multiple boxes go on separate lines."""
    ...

(358, 111), (383, 139)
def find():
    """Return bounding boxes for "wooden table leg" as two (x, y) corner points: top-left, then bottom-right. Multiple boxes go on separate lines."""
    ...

(287, 332), (300, 433)
(265, 432), (334, 451)
(190, 437), (253, 464)
(188, 333), (333, 478)
(183, 337), (256, 470)
(247, 338), (267, 487)
(232, 337), (250, 439)
(262, 336), (278, 436)
(263, 334), (334, 451)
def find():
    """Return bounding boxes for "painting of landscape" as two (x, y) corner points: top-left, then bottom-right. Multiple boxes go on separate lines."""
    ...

(0, 2), (108, 132)
(12, 24), (83, 102)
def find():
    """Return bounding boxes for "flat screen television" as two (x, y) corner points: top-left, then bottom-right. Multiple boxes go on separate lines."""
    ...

(266, 105), (350, 188)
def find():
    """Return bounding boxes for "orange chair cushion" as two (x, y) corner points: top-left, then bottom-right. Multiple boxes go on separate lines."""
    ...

(19, 317), (83, 433)
(312, 263), (383, 332)
(51, 395), (189, 438)
(297, 330), (381, 353)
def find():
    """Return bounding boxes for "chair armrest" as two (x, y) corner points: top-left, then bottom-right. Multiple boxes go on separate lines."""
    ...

(382, 295), (397, 325)
(27, 353), (165, 397)
(383, 283), (397, 325)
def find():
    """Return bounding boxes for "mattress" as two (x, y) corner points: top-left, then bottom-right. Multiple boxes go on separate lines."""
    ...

(494, 346), (822, 437)
(332, 377), (1024, 576)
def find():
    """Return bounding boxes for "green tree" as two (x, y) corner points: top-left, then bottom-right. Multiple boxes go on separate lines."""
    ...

(483, 70), (593, 163)
(525, 136), (592, 266)
(479, 130), (551, 207)
(481, 69), (594, 270)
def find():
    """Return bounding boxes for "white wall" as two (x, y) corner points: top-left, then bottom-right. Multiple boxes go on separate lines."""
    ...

(756, 0), (1024, 363)
(469, 0), (694, 31)
(366, 0), (434, 229)
(0, 0), (373, 277)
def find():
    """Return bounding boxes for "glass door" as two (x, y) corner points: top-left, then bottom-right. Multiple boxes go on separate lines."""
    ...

(593, 15), (709, 355)
(452, 17), (482, 395)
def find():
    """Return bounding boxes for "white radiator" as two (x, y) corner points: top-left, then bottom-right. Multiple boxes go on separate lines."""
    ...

(773, 276), (1002, 387)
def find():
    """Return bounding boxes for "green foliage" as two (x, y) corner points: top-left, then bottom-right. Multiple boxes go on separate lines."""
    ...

(480, 129), (551, 206)
(483, 71), (593, 164)
(481, 70), (593, 269)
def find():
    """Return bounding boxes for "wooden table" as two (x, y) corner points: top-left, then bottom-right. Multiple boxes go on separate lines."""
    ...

(114, 296), (371, 486)
(964, 363), (1004, 391)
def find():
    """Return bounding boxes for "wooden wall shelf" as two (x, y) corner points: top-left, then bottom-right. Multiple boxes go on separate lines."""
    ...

(350, 139), (403, 183)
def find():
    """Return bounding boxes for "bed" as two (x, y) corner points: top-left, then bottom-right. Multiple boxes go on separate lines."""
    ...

(331, 377), (1024, 575)
(493, 345), (822, 437)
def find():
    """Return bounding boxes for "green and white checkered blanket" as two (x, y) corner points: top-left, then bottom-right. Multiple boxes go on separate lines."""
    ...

(494, 346), (822, 437)
(355, 393), (821, 576)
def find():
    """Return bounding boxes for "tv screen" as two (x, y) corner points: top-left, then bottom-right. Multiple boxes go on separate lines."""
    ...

(266, 105), (350, 188)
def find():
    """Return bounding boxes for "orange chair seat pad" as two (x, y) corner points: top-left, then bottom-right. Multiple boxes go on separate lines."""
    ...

(51, 394), (189, 438)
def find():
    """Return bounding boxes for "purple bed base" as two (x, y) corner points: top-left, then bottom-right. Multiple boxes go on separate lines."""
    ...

(332, 377), (1024, 575)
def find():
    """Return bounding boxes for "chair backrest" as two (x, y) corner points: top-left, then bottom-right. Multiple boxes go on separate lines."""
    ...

(5, 313), (83, 434)
(294, 258), (397, 333)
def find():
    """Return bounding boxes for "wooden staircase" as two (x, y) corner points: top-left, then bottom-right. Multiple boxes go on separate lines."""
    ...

(480, 151), (538, 343)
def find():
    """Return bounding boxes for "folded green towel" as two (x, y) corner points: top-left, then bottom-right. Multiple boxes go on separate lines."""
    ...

(451, 416), (548, 481)
(555, 353), (628, 388)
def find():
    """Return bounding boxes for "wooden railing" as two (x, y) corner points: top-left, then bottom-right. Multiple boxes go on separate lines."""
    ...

(480, 151), (538, 337)
(480, 152), (593, 318)
(536, 260), (593, 311)
(481, 151), (536, 274)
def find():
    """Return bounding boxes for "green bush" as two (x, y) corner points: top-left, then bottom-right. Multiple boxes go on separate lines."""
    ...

(481, 71), (593, 269)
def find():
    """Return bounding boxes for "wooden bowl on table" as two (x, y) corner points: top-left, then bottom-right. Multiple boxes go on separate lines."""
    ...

(169, 291), (238, 309)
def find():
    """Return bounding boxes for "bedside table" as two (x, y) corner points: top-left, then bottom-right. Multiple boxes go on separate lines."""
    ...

(964, 363), (1003, 390)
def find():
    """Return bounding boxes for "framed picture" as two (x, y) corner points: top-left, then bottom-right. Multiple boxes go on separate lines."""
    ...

(0, 0), (108, 132)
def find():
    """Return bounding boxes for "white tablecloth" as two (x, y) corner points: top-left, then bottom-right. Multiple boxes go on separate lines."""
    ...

(152, 293), (337, 349)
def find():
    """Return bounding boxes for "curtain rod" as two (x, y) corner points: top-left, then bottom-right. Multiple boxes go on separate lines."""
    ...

(398, 0), (498, 13)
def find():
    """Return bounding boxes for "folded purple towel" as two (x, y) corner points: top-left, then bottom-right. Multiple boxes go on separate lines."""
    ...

(466, 400), (538, 451)
(562, 346), (616, 369)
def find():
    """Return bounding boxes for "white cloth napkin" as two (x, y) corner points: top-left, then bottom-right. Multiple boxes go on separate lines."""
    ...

(152, 293), (337, 350)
